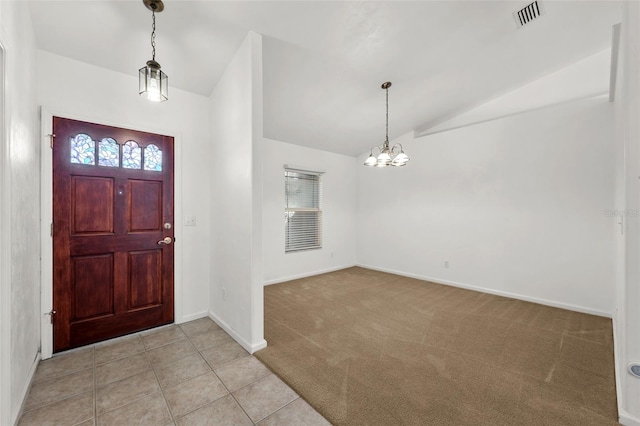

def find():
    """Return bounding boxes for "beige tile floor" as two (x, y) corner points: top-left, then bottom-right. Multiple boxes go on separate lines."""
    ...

(18, 317), (330, 426)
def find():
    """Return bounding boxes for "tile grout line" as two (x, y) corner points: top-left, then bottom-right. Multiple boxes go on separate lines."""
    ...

(183, 326), (257, 425)
(94, 334), (170, 421)
(43, 347), (97, 426)
(180, 326), (251, 423)
(168, 393), (227, 424)
(214, 372), (256, 425)
(20, 367), (95, 415)
(24, 320), (322, 425)
(252, 396), (302, 425)
(215, 360), (295, 425)
(145, 334), (178, 425)
(20, 387), (94, 424)
(148, 346), (214, 390)
(146, 324), (244, 420)
(21, 348), (101, 424)
(161, 325), (207, 424)
(94, 385), (163, 419)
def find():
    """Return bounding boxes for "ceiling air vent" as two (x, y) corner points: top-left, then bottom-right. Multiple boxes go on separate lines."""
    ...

(514, 1), (544, 28)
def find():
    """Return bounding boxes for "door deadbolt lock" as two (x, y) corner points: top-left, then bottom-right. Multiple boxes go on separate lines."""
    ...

(164, 223), (172, 229)
(157, 237), (173, 245)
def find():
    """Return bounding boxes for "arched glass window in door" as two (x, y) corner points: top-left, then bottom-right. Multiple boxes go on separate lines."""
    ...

(98, 137), (119, 167)
(70, 135), (162, 172)
(122, 140), (142, 169)
(70, 133), (95, 165)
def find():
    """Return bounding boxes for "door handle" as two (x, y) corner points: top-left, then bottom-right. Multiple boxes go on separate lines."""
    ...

(45, 310), (56, 324)
(158, 236), (173, 245)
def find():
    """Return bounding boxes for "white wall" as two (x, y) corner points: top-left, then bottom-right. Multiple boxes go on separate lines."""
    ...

(357, 96), (615, 316)
(615, 3), (640, 424)
(0, 2), (41, 424)
(262, 138), (358, 284)
(209, 32), (265, 353)
(37, 51), (212, 328)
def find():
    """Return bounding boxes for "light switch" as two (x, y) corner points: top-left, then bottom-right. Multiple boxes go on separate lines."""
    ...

(184, 215), (196, 226)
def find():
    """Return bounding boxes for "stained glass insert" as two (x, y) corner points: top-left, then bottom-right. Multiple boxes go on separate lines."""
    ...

(122, 140), (142, 169)
(70, 133), (95, 165)
(144, 144), (163, 172)
(98, 138), (119, 167)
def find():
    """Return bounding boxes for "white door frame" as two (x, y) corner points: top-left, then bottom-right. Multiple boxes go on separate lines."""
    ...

(40, 108), (184, 359)
(0, 39), (13, 426)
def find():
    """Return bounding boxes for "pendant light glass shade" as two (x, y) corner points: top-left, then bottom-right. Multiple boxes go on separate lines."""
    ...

(139, 60), (168, 102)
(364, 82), (409, 168)
(376, 151), (392, 167)
(391, 150), (409, 167)
(364, 154), (378, 166)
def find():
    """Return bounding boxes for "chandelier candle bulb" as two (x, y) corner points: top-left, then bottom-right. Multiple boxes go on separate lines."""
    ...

(364, 81), (409, 168)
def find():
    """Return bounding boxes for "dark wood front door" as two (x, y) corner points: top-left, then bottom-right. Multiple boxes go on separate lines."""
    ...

(52, 117), (174, 352)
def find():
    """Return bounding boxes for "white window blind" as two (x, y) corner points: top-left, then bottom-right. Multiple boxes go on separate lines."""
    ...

(284, 168), (322, 252)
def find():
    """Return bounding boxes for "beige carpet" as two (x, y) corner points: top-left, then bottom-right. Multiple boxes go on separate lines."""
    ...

(255, 267), (618, 426)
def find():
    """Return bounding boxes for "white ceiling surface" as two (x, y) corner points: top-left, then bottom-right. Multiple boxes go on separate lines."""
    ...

(28, 1), (622, 157)
(421, 47), (613, 136)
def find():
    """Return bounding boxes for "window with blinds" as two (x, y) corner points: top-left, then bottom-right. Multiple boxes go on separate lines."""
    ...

(284, 168), (322, 252)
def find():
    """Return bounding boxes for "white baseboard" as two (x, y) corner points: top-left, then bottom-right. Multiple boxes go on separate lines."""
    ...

(620, 410), (640, 426)
(263, 265), (355, 286)
(251, 339), (268, 353)
(612, 316), (625, 422)
(12, 351), (40, 426)
(177, 311), (208, 324)
(356, 264), (612, 318)
(208, 312), (267, 354)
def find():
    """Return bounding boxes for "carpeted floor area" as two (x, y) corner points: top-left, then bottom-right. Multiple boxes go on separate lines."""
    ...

(255, 267), (618, 426)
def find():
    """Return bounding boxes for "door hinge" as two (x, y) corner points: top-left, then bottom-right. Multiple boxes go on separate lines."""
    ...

(47, 133), (55, 149)
(50, 222), (53, 237)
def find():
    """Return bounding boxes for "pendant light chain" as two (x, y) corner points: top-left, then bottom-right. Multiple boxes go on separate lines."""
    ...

(385, 84), (389, 144)
(151, 10), (157, 61)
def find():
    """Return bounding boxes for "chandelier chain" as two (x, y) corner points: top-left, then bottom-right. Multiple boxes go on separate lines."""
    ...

(385, 85), (389, 143)
(151, 10), (156, 61)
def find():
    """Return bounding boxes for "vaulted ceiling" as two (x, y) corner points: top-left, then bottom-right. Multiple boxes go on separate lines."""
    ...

(28, 1), (622, 156)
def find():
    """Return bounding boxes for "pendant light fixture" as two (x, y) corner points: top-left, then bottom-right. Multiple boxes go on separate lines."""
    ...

(139, 0), (168, 102)
(364, 82), (409, 167)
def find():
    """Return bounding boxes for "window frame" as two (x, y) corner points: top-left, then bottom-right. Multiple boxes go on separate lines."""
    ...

(284, 167), (324, 253)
